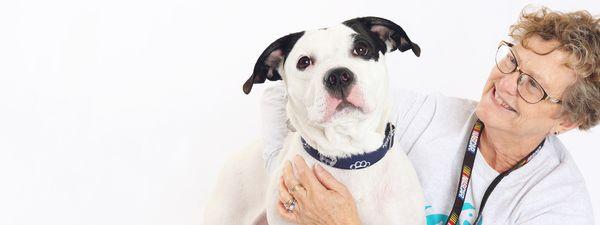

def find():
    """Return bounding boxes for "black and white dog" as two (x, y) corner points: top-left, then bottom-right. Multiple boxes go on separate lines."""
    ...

(205, 17), (425, 225)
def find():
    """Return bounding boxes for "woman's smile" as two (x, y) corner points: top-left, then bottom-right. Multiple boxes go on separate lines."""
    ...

(491, 85), (518, 113)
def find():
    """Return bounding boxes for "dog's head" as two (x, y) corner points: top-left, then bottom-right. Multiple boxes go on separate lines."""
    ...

(244, 17), (420, 156)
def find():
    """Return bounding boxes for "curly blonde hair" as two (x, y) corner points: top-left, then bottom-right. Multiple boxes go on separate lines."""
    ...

(509, 6), (600, 130)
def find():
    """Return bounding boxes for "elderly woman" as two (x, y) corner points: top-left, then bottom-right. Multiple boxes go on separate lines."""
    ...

(260, 7), (599, 225)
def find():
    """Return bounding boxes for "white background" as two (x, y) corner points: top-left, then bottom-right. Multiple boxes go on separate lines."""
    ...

(0, 0), (598, 225)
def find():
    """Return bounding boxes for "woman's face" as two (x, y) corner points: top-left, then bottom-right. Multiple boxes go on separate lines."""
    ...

(476, 35), (577, 137)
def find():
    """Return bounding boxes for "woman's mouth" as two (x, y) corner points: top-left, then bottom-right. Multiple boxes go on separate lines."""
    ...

(492, 86), (518, 113)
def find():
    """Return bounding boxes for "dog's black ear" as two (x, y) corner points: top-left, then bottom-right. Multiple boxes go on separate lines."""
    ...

(343, 17), (420, 57)
(243, 31), (305, 94)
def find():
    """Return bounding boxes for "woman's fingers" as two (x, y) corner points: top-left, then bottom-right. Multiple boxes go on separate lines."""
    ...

(278, 177), (300, 222)
(292, 155), (326, 193)
(279, 158), (361, 225)
(314, 163), (349, 194)
(278, 177), (293, 204)
(282, 160), (307, 201)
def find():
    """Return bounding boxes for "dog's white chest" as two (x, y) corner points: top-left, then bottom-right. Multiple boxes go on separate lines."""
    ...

(265, 134), (426, 225)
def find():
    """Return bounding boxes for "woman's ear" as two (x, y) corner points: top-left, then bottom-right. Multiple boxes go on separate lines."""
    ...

(550, 116), (581, 135)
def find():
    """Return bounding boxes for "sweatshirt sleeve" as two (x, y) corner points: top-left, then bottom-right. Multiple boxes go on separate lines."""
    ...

(260, 81), (289, 174)
(388, 89), (437, 155)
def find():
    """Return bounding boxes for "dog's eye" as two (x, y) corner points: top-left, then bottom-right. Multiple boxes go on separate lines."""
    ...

(297, 56), (312, 70)
(352, 42), (369, 56)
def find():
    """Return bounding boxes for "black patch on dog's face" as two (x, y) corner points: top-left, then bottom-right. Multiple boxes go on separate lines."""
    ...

(351, 33), (382, 61)
(344, 19), (388, 60)
(343, 17), (421, 57)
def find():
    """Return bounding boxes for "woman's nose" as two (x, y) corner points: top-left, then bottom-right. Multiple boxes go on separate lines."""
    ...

(497, 71), (520, 96)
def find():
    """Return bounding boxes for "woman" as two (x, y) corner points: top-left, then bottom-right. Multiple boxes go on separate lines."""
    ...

(261, 7), (599, 225)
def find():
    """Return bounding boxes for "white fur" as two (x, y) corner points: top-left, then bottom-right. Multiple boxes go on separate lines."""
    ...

(204, 24), (425, 225)
(283, 25), (390, 157)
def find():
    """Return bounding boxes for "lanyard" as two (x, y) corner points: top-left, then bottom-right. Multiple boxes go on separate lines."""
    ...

(444, 120), (544, 225)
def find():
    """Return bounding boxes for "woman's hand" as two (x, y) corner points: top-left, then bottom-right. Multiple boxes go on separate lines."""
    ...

(278, 155), (362, 225)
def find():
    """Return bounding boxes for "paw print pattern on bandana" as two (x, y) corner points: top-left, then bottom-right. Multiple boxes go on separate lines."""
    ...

(350, 160), (371, 170)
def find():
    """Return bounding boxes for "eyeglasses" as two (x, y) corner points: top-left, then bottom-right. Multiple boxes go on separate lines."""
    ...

(495, 41), (562, 104)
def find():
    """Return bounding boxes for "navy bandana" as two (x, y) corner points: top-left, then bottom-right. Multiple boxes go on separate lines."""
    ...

(300, 123), (395, 170)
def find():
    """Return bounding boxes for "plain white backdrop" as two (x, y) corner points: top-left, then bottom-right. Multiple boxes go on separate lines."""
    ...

(0, 0), (598, 225)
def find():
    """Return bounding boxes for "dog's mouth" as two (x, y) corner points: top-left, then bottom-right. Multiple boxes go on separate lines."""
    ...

(323, 86), (366, 122)
(336, 101), (357, 111)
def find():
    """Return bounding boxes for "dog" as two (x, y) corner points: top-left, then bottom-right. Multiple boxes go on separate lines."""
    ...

(204, 17), (426, 225)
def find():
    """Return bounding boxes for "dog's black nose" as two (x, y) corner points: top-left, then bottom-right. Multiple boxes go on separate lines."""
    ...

(324, 68), (354, 92)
